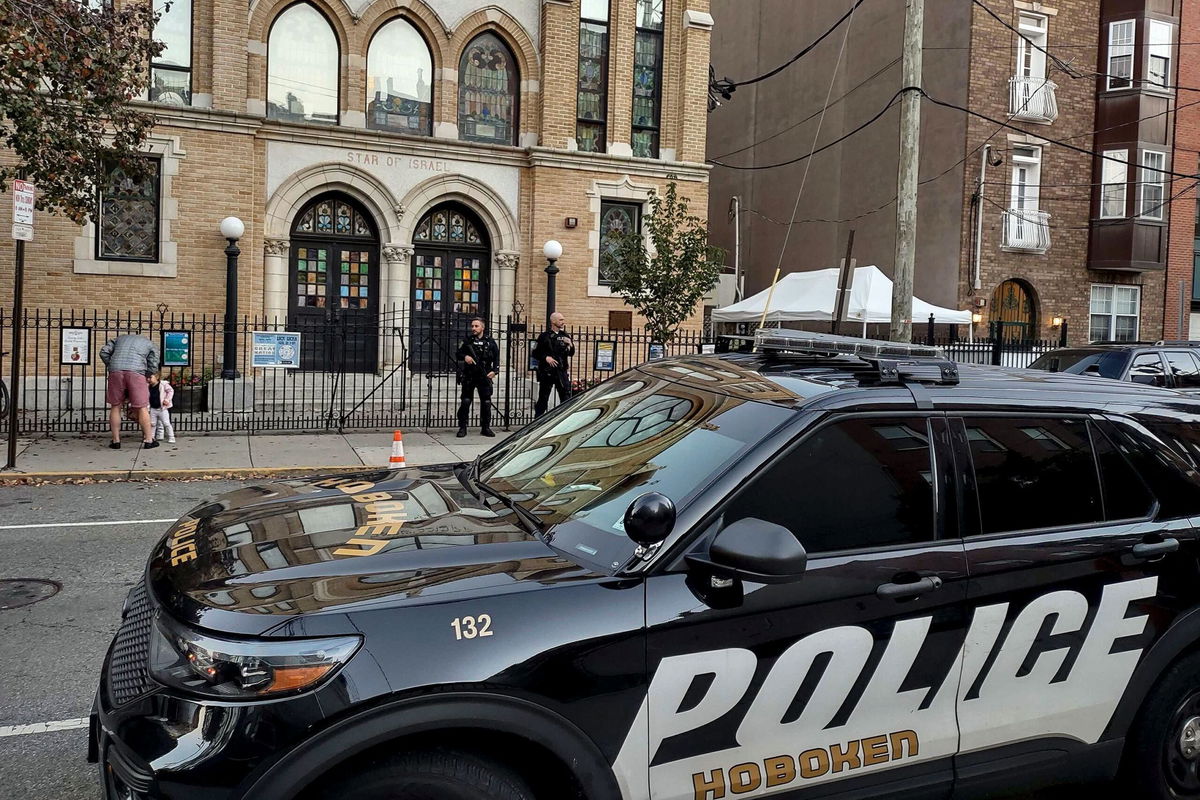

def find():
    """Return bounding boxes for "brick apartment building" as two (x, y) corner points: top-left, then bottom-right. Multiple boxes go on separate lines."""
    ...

(708, 0), (1183, 346)
(0, 0), (713, 373)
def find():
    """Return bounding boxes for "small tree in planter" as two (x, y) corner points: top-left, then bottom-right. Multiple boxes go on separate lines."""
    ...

(166, 368), (212, 412)
(600, 181), (724, 347)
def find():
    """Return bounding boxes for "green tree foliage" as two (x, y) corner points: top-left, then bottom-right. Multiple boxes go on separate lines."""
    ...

(0, 0), (163, 222)
(600, 181), (724, 344)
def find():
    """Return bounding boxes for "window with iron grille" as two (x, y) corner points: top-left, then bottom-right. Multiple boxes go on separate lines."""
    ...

(599, 200), (641, 285)
(577, 0), (609, 153)
(97, 158), (161, 263)
(632, 0), (663, 159)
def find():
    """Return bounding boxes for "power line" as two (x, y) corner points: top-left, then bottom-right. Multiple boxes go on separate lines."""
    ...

(710, 87), (904, 171)
(722, 0), (869, 89)
(971, 0), (1200, 93)
(980, 178), (1198, 228)
(922, 90), (1200, 180)
(710, 57), (901, 161)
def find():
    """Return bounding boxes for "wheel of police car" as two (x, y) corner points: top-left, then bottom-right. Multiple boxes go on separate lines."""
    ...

(1123, 651), (1200, 798)
(317, 748), (533, 800)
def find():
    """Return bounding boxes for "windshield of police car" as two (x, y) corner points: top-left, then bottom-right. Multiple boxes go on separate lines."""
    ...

(476, 371), (792, 570)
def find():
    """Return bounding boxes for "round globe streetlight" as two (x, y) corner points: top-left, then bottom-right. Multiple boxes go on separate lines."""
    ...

(219, 217), (245, 379)
(543, 240), (562, 326)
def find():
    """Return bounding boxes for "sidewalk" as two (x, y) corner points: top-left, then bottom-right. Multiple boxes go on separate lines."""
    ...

(0, 429), (511, 482)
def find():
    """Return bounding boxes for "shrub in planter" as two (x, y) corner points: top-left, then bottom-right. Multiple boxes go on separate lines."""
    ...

(165, 368), (211, 413)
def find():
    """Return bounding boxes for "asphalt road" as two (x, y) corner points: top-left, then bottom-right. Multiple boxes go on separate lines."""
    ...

(0, 479), (246, 800)
(0, 479), (1111, 800)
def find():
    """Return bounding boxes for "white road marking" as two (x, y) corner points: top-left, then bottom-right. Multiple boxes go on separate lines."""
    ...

(0, 518), (176, 531)
(0, 718), (90, 737)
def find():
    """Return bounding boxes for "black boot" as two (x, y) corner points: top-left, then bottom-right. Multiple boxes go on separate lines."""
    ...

(481, 428), (495, 437)
(457, 426), (468, 438)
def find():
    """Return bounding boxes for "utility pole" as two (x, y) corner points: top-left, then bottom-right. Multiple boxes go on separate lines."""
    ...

(891, 0), (923, 343)
(730, 196), (743, 302)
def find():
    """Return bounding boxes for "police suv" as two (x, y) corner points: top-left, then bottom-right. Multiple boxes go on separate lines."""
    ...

(92, 330), (1200, 800)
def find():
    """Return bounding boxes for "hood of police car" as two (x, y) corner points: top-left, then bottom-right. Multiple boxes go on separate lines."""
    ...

(147, 465), (596, 630)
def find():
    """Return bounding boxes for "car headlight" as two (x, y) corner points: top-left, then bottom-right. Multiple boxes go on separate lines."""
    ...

(148, 612), (361, 699)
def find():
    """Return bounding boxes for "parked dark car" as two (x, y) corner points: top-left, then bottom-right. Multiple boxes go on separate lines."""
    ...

(93, 330), (1200, 800)
(1028, 341), (1200, 390)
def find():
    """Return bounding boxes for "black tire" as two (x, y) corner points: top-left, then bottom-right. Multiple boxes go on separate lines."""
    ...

(1121, 650), (1200, 799)
(315, 748), (535, 800)
(0, 381), (9, 419)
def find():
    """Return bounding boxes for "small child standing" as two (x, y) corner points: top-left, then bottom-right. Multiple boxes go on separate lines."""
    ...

(148, 373), (176, 443)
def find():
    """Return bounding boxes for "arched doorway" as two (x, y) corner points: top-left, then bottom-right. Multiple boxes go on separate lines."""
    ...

(990, 279), (1037, 341)
(410, 203), (491, 372)
(289, 193), (381, 372)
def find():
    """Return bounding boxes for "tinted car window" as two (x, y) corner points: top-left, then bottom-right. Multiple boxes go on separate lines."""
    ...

(1092, 423), (1155, 520)
(1027, 349), (1129, 379)
(964, 417), (1101, 534)
(1130, 353), (1168, 387)
(724, 417), (935, 553)
(1165, 351), (1200, 389)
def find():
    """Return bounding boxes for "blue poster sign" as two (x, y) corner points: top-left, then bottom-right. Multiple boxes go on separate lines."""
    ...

(252, 331), (301, 368)
(162, 330), (191, 367)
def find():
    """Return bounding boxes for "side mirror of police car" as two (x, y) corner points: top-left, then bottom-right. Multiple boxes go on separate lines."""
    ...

(623, 492), (676, 548)
(686, 517), (808, 584)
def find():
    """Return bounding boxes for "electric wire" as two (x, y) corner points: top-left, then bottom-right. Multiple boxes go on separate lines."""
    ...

(724, 0), (869, 88)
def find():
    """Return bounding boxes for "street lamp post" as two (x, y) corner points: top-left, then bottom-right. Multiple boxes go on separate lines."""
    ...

(219, 216), (245, 380)
(543, 239), (562, 327)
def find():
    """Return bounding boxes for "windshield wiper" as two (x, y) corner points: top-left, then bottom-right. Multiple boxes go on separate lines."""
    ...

(463, 461), (546, 540)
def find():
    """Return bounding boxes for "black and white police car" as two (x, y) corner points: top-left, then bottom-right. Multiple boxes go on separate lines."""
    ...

(92, 330), (1200, 800)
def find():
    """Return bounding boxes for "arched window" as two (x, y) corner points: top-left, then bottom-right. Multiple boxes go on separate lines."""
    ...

(366, 18), (433, 136)
(267, 3), (339, 125)
(458, 32), (518, 146)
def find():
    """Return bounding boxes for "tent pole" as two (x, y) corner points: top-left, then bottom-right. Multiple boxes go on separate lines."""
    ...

(756, 268), (782, 331)
(832, 229), (856, 335)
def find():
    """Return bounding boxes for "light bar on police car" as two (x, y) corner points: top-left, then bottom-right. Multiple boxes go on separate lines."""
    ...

(754, 329), (945, 360)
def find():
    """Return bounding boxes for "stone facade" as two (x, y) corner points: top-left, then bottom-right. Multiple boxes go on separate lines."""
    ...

(0, 0), (713, 356)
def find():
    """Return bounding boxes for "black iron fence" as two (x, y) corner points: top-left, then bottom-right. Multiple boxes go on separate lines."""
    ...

(0, 307), (709, 435)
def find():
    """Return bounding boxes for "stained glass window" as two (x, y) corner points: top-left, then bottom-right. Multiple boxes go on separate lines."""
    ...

(367, 18), (433, 136)
(452, 258), (484, 314)
(268, 3), (339, 125)
(337, 249), (372, 309)
(413, 255), (443, 312)
(459, 32), (518, 146)
(578, 0), (609, 153)
(151, 0), (192, 105)
(98, 158), (161, 262)
(632, 0), (663, 159)
(293, 198), (374, 238)
(599, 200), (640, 284)
(413, 207), (483, 244)
(293, 246), (329, 308)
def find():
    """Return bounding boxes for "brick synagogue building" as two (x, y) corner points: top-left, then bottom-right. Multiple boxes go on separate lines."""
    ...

(0, 0), (714, 376)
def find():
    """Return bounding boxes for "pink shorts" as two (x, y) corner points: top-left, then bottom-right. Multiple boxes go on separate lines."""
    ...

(106, 370), (150, 408)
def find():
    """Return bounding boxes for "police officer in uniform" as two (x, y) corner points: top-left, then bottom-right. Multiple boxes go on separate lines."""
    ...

(456, 317), (499, 438)
(533, 311), (575, 418)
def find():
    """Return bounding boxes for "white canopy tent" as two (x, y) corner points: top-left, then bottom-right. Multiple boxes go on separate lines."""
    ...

(711, 265), (973, 330)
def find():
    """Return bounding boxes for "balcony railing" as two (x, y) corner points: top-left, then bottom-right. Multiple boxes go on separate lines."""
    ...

(1008, 76), (1059, 122)
(1002, 208), (1051, 253)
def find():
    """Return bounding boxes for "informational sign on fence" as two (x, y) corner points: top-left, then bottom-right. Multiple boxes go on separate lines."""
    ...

(59, 327), (90, 365)
(648, 342), (665, 360)
(594, 341), (616, 371)
(252, 331), (301, 368)
(162, 330), (191, 367)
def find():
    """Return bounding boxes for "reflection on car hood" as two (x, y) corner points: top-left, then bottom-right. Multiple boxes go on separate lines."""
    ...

(147, 466), (597, 630)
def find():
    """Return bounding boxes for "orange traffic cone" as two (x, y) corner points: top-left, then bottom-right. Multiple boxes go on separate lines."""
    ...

(389, 430), (406, 468)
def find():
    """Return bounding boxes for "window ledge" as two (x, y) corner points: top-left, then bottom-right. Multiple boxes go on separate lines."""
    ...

(73, 259), (177, 278)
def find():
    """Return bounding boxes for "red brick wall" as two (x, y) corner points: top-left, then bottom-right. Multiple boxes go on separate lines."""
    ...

(1164, 0), (1200, 339)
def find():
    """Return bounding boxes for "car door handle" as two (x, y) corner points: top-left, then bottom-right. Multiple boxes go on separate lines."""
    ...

(876, 575), (943, 600)
(1132, 538), (1180, 560)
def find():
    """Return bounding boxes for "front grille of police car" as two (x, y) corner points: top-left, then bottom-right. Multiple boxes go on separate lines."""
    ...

(107, 582), (155, 707)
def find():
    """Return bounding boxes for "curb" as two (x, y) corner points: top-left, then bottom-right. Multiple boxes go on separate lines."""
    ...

(0, 464), (381, 485)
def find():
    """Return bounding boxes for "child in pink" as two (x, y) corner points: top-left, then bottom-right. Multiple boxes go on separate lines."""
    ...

(148, 373), (176, 443)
